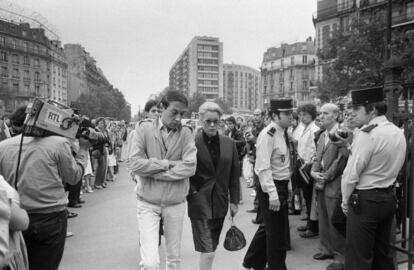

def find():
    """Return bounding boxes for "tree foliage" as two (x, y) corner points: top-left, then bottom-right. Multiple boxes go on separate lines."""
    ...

(185, 92), (206, 118)
(317, 19), (387, 100)
(74, 85), (131, 122)
(214, 97), (233, 114)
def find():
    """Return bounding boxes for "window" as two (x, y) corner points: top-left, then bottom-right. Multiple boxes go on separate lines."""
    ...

(23, 42), (27, 52)
(35, 85), (40, 96)
(24, 70), (29, 80)
(1, 66), (7, 77)
(0, 52), (7, 62)
(34, 58), (40, 68)
(302, 55), (308, 64)
(290, 56), (294, 65)
(281, 59), (284, 67)
(303, 80), (308, 90)
(24, 84), (30, 93)
(12, 68), (19, 79)
(13, 40), (17, 49)
(290, 69), (294, 79)
(0, 36), (5, 47)
(13, 82), (19, 92)
(34, 45), (39, 54)
(23, 56), (30, 66)
(290, 82), (294, 91)
(34, 72), (40, 82)
(12, 54), (19, 64)
(22, 30), (27, 37)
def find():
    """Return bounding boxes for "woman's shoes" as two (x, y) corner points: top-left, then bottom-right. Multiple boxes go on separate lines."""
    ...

(94, 185), (103, 189)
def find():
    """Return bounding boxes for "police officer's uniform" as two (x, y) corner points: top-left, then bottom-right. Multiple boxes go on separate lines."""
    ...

(243, 99), (293, 270)
(341, 87), (406, 270)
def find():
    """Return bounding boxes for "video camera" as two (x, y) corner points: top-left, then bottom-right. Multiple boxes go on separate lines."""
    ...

(23, 98), (95, 141)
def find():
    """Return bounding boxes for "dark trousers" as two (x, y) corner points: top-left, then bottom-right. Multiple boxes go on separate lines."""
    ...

(302, 178), (318, 232)
(243, 181), (289, 270)
(23, 211), (67, 270)
(253, 173), (263, 223)
(345, 189), (396, 270)
(331, 197), (347, 238)
(67, 180), (82, 205)
(93, 154), (108, 186)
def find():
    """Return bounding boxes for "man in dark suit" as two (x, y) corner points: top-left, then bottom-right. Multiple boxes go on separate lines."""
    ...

(187, 101), (240, 270)
(311, 103), (348, 270)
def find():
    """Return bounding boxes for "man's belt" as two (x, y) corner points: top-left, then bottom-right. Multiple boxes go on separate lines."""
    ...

(355, 185), (394, 193)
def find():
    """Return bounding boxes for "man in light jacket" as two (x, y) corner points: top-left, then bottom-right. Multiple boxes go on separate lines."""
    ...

(128, 90), (197, 270)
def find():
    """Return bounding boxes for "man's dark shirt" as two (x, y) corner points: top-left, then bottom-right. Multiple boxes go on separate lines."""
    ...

(202, 130), (220, 168)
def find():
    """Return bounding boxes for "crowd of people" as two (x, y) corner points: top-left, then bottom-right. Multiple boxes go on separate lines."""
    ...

(0, 85), (407, 270)
(127, 88), (405, 270)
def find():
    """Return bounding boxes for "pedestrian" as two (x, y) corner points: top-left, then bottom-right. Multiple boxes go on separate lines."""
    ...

(128, 90), (197, 270)
(187, 102), (240, 270)
(243, 98), (294, 270)
(295, 103), (319, 236)
(91, 118), (110, 189)
(341, 87), (406, 270)
(245, 108), (266, 226)
(311, 103), (348, 270)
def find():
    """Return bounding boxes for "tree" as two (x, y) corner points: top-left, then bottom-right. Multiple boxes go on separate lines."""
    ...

(185, 92), (206, 118)
(214, 97), (233, 114)
(317, 18), (387, 100)
(74, 84), (131, 122)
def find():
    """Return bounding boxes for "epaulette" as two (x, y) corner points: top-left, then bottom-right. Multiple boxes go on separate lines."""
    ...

(138, 119), (152, 126)
(267, 127), (276, 137)
(361, 124), (378, 133)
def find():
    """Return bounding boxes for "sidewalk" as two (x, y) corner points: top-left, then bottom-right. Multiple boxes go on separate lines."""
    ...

(60, 164), (328, 270)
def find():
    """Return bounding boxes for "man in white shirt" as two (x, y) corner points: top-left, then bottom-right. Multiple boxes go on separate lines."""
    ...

(341, 87), (406, 270)
(295, 104), (320, 237)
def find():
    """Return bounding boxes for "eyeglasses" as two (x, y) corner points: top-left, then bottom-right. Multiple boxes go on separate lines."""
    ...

(204, 119), (219, 126)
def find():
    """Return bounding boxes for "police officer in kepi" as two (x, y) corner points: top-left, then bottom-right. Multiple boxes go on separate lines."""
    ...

(340, 87), (406, 270)
(242, 98), (293, 270)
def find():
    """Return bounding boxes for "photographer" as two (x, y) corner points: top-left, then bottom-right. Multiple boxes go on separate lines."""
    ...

(0, 108), (91, 270)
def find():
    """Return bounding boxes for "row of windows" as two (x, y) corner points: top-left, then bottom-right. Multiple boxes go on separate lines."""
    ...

(197, 45), (219, 51)
(198, 66), (218, 71)
(198, 87), (218, 93)
(198, 80), (218, 86)
(197, 59), (218, 65)
(198, 73), (218, 79)
(197, 52), (218, 58)
(0, 52), (41, 67)
(0, 36), (45, 55)
(1, 66), (41, 80)
(1, 80), (41, 92)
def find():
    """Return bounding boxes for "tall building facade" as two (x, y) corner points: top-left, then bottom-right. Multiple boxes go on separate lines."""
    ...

(169, 36), (223, 100)
(261, 38), (317, 106)
(0, 21), (51, 113)
(313, 0), (414, 82)
(64, 44), (109, 105)
(223, 64), (261, 112)
(50, 40), (67, 105)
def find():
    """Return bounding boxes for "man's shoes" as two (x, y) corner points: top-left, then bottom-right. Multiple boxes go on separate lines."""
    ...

(68, 203), (82, 208)
(327, 262), (344, 270)
(297, 225), (308, 232)
(251, 219), (261, 225)
(78, 199), (85, 204)
(300, 230), (319, 238)
(246, 209), (258, 213)
(66, 232), (74, 238)
(313, 253), (334, 260)
(94, 185), (102, 189)
(67, 212), (78, 218)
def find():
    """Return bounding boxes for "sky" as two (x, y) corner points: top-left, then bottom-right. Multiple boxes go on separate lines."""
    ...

(12, 0), (316, 115)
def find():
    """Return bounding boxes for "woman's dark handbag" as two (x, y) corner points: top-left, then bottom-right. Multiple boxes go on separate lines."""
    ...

(223, 218), (246, 251)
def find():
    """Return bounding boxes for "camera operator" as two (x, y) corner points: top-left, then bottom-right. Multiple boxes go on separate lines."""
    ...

(0, 110), (92, 270)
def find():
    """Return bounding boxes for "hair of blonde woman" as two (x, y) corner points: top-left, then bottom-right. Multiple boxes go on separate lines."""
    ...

(198, 102), (223, 120)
